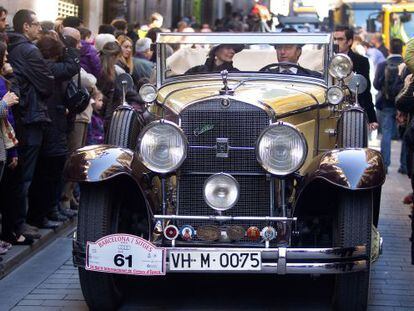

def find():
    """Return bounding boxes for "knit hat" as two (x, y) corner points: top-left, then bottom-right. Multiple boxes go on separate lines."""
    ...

(405, 37), (414, 74)
(95, 33), (116, 52)
(135, 38), (152, 53)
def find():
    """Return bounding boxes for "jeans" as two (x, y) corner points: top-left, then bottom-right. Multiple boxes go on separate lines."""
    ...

(379, 108), (397, 168)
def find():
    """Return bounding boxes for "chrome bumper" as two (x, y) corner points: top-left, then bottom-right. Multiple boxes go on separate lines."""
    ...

(165, 246), (368, 274)
(72, 240), (370, 275)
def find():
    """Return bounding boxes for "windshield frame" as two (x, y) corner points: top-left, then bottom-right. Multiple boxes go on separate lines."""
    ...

(156, 33), (333, 88)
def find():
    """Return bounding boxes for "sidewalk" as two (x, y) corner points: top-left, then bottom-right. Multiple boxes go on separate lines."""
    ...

(368, 138), (414, 310)
(0, 219), (76, 279)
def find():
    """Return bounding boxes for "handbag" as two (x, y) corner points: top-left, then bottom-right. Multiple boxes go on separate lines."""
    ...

(65, 66), (90, 114)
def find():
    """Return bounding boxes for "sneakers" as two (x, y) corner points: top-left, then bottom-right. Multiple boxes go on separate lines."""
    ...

(48, 210), (68, 222)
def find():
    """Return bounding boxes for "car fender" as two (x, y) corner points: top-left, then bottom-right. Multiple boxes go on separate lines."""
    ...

(63, 145), (158, 211)
(300, 148), (385, 191)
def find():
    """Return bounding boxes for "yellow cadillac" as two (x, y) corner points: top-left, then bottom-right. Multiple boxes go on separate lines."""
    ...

(65, 33), (385, 310)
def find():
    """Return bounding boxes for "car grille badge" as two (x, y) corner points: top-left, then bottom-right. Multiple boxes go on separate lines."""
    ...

(216, 138), (229, 158)
(193, 123), (214, 136)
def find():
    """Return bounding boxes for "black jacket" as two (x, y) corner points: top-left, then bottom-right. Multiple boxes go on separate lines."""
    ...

(7, 32), (54, 125)
(185, 58), (239, 75)
(42, 48), (80, 157)
(348, 50), (377, 123)
(373, 55), (404, 110)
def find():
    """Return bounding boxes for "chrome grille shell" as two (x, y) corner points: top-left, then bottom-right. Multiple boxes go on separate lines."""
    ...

(177, 98), (272, 239)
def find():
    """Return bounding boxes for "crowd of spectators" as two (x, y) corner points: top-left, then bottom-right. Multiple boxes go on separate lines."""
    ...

(0, 6), (164, 255)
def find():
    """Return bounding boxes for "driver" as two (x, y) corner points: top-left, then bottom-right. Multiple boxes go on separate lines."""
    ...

(269, 28), (322, 78)
(185, 44), (244, 74)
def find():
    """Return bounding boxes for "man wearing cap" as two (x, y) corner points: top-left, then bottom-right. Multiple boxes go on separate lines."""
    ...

(185, 44), (244, 74)
(132, 38), (155, 81)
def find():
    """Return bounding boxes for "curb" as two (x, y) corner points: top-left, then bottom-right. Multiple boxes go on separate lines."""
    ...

(0, 219), (76, 279)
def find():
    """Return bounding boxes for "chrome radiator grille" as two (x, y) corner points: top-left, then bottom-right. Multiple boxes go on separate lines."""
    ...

(180, 98), (269, 174)
(177, 98), (271, 233)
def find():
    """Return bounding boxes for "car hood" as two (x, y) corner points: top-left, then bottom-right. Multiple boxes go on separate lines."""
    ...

(157, 80), (326, 116)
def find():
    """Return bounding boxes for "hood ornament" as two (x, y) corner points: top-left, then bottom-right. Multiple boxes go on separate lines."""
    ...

(219, 70), (234, 95)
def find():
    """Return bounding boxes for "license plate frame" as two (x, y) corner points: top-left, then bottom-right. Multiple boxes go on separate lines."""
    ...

(169, 250), (261, 271)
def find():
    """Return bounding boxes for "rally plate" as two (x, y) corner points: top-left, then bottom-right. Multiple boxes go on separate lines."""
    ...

(169, 251), (261, 271)
(86, 234), (166, 276)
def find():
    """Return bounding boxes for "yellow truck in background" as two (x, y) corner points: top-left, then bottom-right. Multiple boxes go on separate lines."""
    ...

(380, 2), (414, 48)
(334, 1), (414, 49)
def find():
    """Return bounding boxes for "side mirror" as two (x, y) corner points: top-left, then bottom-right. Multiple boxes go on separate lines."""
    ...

(349, 74), (367, 107)
(115, 73), (134, 105)
(366, 18), (376, 33)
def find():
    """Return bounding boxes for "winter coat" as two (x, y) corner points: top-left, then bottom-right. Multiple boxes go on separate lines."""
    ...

(80, 40), (101, 79)
(86, 111), (104, 145)
(7, 32), (54, 125)
(41, 47), (79, 157)
(185, 58), (240, 75)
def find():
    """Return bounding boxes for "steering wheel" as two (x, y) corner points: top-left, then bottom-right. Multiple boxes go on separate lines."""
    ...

(259, 62), (309, 74)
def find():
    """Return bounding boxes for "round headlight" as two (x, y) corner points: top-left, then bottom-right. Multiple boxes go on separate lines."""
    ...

(256, 122), (308, 176)
(204, 173), (240, 211)
(139, 84), (157, 103)
(138, 120), (187, 173)
(327, 86), (344, 105)
(329, 54), (353, 79)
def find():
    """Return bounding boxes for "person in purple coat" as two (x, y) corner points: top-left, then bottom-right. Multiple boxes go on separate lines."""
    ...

(79, 27), (101, 78)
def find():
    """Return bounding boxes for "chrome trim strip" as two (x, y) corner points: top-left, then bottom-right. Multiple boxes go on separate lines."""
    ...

(153, 215), (297, 222)
(165, 260), (367, 274)
(182, 171), (267, 176)
(189, 145), (256, 151)
(157, 32), (332, 45)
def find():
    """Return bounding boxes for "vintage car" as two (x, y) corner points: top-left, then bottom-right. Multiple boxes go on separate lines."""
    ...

(65, 33), (385, 310)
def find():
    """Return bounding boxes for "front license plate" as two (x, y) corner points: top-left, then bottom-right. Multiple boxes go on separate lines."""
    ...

(85, 234), (166, 276)
(169, 251), (261, 271)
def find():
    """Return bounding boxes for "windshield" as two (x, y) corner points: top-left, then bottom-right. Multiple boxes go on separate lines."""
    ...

(157, 33), (331, 86)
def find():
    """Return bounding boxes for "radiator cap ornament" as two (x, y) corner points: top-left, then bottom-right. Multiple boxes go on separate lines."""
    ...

(197, 225), (221, 241)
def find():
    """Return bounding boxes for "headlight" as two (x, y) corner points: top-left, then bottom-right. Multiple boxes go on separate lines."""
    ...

(138, 120), (187, 173)
(204, 173), (240, 211)
(329, 54), (353, 79)
(256, 122), (307, 176)
(139, 84), (157, 103)
(327, 86), (344, 105)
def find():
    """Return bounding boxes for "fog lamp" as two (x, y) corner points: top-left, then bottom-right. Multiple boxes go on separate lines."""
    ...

(203, 173), (239, 211)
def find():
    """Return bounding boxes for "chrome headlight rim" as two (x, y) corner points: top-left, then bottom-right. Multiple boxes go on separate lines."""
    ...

(137, 120), (187, 174)
(256, 122), (308, 176)
(327, 86), (345, 105)
(139, 83), (158, 103)
(203, 173), (240, 211)
(329, 53), (353, 79)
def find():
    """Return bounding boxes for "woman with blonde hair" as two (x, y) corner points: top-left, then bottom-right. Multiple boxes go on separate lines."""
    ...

(117, 34), (133, 74)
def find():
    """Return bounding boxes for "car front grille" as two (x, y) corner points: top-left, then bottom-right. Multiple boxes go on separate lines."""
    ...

(177, 98), (271, 241)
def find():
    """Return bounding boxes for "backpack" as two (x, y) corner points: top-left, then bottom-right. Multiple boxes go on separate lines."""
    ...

(383, 57), (404, 101)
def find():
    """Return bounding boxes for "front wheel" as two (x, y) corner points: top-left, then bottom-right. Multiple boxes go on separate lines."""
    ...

(77, 180), (149, 310)
(333, 190), (373, 311)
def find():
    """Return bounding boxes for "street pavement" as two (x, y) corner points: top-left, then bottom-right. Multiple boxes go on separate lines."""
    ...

(0, 140), (413, 310)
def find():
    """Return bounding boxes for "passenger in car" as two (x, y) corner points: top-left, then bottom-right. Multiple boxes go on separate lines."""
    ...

(185, 44), (244, 74)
